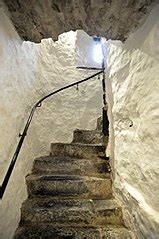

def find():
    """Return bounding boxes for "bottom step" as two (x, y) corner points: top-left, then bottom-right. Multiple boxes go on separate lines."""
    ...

(14, 225), (132, 239)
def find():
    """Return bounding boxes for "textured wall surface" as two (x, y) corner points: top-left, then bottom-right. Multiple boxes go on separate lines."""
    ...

(3, 0), (155, 42)
(106, 4), (159, 238)
(0, 3), (39, 239)
(0, 4), (102, 239)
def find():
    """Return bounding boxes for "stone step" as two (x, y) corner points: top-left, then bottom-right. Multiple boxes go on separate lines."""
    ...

(33, 156), (110, 177)
(96, 116), (102, 131)
(50, 143), (106, 159)
(26, 174), (112, 199)
(72, 129), (103, 144)
(21, 198), (123, 226)
(14, 225), (132, 239)
(104, 226), (133, 239)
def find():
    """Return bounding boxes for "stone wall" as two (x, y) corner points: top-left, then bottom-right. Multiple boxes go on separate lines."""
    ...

(106, 4), (159, 238)
(4, 0), (155, 42)
(0, 4), (102, 239)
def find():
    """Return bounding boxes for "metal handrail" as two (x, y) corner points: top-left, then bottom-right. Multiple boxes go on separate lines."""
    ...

(0, 70), (104, 199)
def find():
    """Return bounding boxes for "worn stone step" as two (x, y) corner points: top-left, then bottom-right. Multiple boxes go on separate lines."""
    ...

(50, 143), (106, 159)
(21, 198), (123, 226)
(104, 226), (133, 239)
(72, 129), (103, 144)
(26, 174), (112, 199)
(14, 225), (132, 239)
(96, 116), (102, 131)
(33, 156), (110, 177)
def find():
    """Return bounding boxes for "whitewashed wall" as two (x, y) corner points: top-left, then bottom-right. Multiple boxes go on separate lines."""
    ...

(0, 4), (102, 239)
(0, 4), (40, 239)
(106, 4), (159, 238)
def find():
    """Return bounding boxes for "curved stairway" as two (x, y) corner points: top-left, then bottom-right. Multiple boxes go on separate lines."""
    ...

(14, 125), (132, 238)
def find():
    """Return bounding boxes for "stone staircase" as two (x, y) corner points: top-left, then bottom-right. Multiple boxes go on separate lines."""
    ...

(14, 123), (132, 238)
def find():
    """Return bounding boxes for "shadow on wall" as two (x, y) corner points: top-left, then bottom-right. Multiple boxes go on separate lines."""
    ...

(125, 2), (159, 61)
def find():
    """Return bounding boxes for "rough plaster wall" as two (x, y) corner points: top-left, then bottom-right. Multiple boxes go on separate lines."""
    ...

(0, 7), (102, 239)
(106, 4), (159, 238)
(0, 3), (41, 239)
(31, 30), (103, 153)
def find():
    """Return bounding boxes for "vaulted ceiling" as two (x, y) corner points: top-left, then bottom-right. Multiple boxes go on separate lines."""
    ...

(4, 0), (155, 42)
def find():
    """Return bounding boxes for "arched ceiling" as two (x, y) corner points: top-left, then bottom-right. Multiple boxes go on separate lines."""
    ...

(4, 0), (155, 42)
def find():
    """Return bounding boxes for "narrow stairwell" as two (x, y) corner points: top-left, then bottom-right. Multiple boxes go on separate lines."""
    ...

(14, 120), (132, 239)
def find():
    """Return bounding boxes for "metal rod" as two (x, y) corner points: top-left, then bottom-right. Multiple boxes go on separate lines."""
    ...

(101, 60), (109, 137)
(76, 66), (103, 70)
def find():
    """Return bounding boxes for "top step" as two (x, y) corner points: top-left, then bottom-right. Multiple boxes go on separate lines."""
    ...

(72, 129), (103, 144)
(50, 143), (106, 159)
